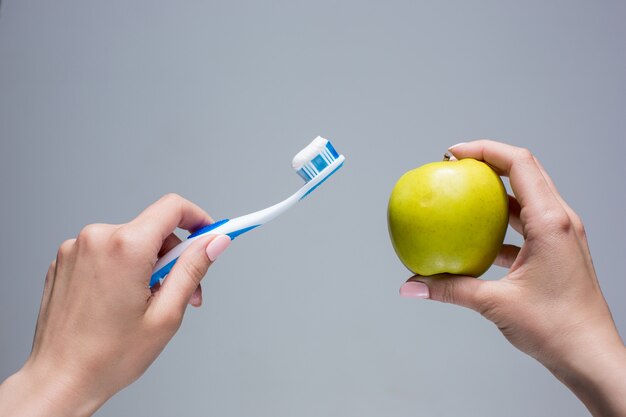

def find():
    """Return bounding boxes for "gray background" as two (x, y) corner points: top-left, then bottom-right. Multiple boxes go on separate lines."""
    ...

(1, 1), (624, 416)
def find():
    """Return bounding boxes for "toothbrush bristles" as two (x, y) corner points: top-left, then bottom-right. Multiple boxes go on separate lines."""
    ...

(292, 136), (341, 183)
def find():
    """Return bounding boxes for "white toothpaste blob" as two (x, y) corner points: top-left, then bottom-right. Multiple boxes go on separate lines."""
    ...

(292, 136), (328, 170)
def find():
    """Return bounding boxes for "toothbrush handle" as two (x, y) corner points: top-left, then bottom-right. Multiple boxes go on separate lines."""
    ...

(149, 185), (304, 287)
(149, 150), (344, 287)
(149, 218), (259, 287)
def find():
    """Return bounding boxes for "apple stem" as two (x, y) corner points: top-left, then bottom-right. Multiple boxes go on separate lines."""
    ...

(443, 152), (452, 161)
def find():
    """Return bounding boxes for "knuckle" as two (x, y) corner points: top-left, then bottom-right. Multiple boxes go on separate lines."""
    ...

(180, 260), (205, 287)
(110, 228), (141, 253)
(439, 279), (457, 305)
(476, 139), (497, 149)
(161, 193), (184, 205)
(541, 209), (572, 235)
(158, 193), (189, 216)
(57, 238), (76, 259)
(77, 224), (110, 249)
(514, 147), (534, 164)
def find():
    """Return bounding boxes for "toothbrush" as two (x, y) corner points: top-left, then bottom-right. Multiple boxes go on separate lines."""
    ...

(150, 136), (345, 287)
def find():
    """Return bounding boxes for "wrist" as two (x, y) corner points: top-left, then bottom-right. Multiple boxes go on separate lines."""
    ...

(0, 362), (105, 417)
(548, 324), (626, 417)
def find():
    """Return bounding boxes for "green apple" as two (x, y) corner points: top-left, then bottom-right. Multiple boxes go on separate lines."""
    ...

(387, 156), (508, 277)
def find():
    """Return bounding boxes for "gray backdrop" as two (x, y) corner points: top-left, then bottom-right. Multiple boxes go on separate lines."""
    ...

(1, 1), (625, 416)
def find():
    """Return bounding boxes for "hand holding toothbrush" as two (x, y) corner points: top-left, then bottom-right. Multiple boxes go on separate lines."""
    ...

(0, 137), (345, 417)
(0, 194), (231, 417)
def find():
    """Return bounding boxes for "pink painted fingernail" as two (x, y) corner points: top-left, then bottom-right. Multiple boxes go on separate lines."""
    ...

(448, 142), (466, 151)
(206, 234), (231, 261)
(399, 282), (430, 299)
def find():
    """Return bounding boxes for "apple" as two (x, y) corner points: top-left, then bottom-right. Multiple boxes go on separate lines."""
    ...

(387, 155), (508, 277)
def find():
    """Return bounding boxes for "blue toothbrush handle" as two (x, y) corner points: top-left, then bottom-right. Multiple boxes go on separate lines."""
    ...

(186, 219), (230, 238)
(149, 219), (230, 287)
(149, 218), (261, 287)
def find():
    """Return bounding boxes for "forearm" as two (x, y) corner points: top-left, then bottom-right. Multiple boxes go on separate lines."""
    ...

(551, 333), (626, 417)
(0, 365), (102, 417)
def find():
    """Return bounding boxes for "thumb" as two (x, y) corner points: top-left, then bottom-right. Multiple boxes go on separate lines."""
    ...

(400, 274), (489, 312)
(156, 234), (231, 315)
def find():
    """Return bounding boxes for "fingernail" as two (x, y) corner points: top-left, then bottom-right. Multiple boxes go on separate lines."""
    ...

(206, 234), (231, 261)
(399, 282), (430, 299)
(448, 142), (467, 151)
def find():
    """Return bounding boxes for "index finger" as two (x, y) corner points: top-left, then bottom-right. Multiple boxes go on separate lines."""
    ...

(448, 140), (560, 215)
(127, 193), (213, 251)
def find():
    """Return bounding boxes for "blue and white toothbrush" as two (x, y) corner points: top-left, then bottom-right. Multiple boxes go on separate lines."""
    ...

(150, 136), (345, 287)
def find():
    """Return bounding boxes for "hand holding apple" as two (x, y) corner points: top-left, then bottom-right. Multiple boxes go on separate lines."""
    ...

(396, 140), (626, 417)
